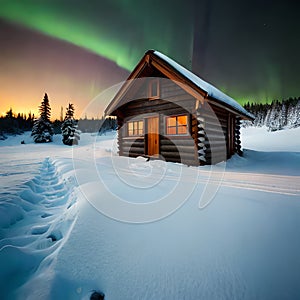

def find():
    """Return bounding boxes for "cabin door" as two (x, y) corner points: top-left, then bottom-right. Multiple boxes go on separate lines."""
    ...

(147, 116), (159, 156)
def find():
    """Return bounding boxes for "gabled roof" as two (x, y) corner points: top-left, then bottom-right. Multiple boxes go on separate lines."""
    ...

(105, 50), (254, 120)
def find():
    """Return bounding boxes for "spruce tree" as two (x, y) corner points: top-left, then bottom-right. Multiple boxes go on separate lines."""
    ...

(31, 93), (54, 143)
(61, 103), (80, 145)
(294, 99), (300, 127)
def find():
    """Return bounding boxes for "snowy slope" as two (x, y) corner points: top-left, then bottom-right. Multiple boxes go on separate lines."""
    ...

(0, 128), (300, 299)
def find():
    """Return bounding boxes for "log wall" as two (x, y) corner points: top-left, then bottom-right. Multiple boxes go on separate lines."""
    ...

(118, 80), (199, 165)
(117, 80), (199, 165)
(115, 78), (242, 165)
(196, 102), (229, 164)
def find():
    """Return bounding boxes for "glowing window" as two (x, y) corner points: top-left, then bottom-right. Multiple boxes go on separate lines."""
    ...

(166, 115), (188, 135)
(128, 120), (144, 136)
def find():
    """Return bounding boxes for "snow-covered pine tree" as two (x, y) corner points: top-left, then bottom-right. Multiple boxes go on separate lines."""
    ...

(268, 100), (280, 131)
(61, 103), (80, 146)
(243, 97), (300, 130)
(293, 98), (300, 127)
(31, 93), (54, 143)
(287, 101), (295, 127)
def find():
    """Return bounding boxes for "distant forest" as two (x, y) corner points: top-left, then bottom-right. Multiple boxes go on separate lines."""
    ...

(0, 109), (117, 140)
(1, 96), (300, 140)
(243, 97), (300, 131)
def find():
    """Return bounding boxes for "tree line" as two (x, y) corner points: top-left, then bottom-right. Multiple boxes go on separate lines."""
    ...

(243, 97), (300, 131)
(0, 109), (35, 139)
(0, 93), (117, 143)
(4, 93), (298, 142)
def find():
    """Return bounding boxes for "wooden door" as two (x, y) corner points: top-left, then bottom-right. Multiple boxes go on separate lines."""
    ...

(147, 117), (159, 156)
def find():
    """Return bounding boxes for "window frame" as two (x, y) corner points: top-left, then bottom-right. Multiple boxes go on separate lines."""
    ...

(165, 114), (189, 136)
(148, 78), (160, 100)
(127, 120), (144, 137)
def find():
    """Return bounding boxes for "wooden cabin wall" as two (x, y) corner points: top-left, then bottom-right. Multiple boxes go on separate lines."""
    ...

(122, 137), (145, 157)
(117, 79), (199, 165)
(197, 102), (229, 164)
(115, 77), (243, 165)
(227, 114), (234, 157)
(116, 112), (145, 157)
(159, 80), (199, 166)
(159, 114), (199, 166)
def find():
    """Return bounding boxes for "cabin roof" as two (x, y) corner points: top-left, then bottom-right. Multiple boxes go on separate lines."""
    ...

(105, 50), (254, 120)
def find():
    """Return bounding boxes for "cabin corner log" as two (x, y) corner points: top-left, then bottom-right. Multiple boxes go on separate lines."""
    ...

(196, 110), (207, 164)
(234, 118), (243, 156)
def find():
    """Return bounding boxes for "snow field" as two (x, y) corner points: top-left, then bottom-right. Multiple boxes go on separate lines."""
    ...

(0, 128), (299, 299)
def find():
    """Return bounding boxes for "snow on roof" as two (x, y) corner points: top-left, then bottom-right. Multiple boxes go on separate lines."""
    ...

(154, 51), (254, 119)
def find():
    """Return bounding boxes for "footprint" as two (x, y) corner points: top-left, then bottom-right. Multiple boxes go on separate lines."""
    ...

(41, 213), (53, 218)
(47, 229), (63, 242)
(31, 224), (50, 235)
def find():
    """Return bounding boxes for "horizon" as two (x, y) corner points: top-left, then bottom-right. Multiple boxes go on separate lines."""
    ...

(2, 84), (300, 122)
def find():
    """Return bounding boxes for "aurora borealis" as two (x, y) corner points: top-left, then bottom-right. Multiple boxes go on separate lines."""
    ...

(0, 0), (300, 119)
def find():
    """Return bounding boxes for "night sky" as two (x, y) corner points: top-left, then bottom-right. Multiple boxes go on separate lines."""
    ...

(0, 0), (299, 119)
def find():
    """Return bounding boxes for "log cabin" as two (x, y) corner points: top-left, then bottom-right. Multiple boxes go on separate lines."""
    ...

(105, 50), (254, 166)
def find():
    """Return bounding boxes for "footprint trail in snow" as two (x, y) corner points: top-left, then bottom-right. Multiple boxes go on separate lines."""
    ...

(0, 157), (78, 299)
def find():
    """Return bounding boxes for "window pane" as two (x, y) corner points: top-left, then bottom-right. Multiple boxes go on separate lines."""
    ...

(166, 115), (188, 135)
(138, 121), (143, 135)
(128, 129), (133, 136)
(178, 125), (187, 134)
(139, 121), (143, 131)
(128, 122), (133, 136)
(167, 117), (176, 127)
(167, 127), (176, 135)
(133, 122), (138, 135)
(128, 120), (144, 136)
(177, 115), (187, 125)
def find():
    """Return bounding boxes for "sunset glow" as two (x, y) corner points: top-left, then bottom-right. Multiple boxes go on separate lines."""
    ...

(0, 20), (129, 120)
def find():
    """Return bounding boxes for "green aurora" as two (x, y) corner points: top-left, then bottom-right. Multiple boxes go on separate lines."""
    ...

(1, 0), (300, 104)
(0, 0), (193, 70)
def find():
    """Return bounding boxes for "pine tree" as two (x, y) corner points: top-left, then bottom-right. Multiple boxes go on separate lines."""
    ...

(293, 98), (300, 127)
(243, 97), (300, 130)
(61, 103), (80, 145)
(279, 102), (287, 129)
(6, 108), (13, 119)
(31, 93), (54, 143)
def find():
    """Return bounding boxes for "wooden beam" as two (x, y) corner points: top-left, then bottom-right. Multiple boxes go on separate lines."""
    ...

(150, 59), (206, 102)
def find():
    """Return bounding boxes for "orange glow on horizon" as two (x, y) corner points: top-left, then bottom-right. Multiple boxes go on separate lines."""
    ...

(0, 86), (92, 121)
(0, 21), (129, 122)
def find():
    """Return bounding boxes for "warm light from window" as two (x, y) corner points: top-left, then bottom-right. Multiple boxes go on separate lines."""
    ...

(128, 120), (144, 136)
(166, 115), (187, 135)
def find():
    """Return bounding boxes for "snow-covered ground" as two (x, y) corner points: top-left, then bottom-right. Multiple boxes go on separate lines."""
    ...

(0, 127), (300, 299)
